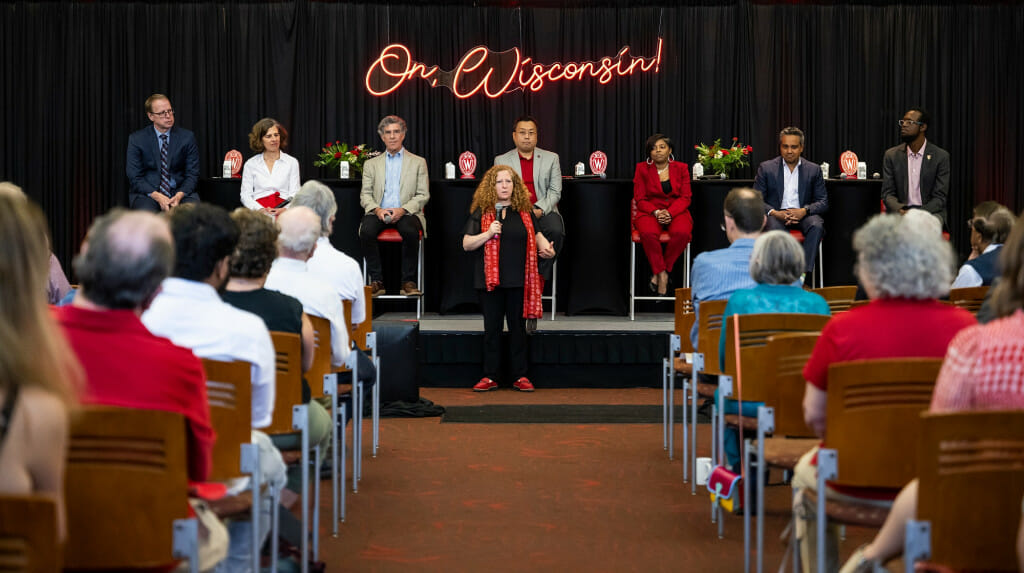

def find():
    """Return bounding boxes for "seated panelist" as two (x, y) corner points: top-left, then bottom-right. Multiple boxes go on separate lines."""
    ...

(632, 133), (693, 296)
(240, 117), (301, 217)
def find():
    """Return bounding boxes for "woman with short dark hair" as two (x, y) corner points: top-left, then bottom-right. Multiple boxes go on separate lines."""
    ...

(240, 117), (301, 216)
(632, 133), (693, 295)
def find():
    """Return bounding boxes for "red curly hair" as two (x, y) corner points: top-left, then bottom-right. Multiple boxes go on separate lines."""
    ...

(469, 165), (534, 214)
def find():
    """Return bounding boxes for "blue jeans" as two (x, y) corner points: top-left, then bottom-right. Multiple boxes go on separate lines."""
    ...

(714, 390), (763, 471)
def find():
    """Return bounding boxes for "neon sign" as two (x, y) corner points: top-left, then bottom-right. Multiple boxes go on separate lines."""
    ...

(365, 38), (663, 99)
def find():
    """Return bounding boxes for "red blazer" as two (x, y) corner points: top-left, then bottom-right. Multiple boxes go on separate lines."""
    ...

(633, 160), (692, 219)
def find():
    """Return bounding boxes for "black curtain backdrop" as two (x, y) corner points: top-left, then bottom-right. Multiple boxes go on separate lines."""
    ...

(3, 1), (1023, 274)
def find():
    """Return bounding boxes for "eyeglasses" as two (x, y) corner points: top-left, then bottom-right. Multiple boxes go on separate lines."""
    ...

(150, 110), (174, 118)
(897, 119), (923, 127)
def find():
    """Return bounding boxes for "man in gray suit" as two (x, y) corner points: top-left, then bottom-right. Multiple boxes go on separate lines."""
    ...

(494, 115), (564, 283)
(359, 115), (430, 297)
(881, 107), (951, 226)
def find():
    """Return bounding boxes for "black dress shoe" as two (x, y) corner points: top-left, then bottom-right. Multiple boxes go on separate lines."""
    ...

(648, 277), (659, 294)
(525, 318), (538, 334)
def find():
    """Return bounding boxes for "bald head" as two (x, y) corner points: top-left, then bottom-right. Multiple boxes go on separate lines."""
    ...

(74, 209), (174, 309)
(0, 181), (27, 200)
(277, 206), (322, 260)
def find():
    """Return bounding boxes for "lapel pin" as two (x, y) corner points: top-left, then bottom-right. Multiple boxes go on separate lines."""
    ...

(927, 154), (932, 160)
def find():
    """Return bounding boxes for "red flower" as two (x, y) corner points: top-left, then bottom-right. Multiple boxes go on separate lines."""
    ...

(746, 145), (753, 152)
(352, 148), (360, 156)
(722, 150), (729, 155)
(694, 145), (700, 149)
(325, 142), (332, 148)
(742, 149), (749, 155)
(333, 152), (343, 159)
(732, 137), (738, 141)
(335, 140), (340, 145)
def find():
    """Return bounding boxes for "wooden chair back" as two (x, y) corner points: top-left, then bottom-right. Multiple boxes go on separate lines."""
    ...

(306, 314), (334, 396)
(722, 313), (830, 403)
(0, 495), (60, 572)
(764, 332), (820, 437)
(201, 358), (253, 482)
(948, 286), (989, 315)
(351, 285), (374, 352)
(824, 358), (943, 488)
(64, 406), (189, 569)
(916, 410), (1024, 572)
(695, 299), (728, 376)
(674, 288), (695, 354)
(811, 286), (858, 314)
(265, 331), (303, 435)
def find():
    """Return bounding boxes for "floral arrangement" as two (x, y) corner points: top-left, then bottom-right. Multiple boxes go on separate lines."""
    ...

(694, 137), (752, 176)
(313, 141), (378, 174)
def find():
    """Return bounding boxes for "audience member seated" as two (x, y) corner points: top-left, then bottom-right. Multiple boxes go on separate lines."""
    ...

(840, 211), (1024, 572)
(0, 193), (81, 542)
(141, 203), (285, 573)
(632, 133), (693, 296)
(689, 187), (766, 352)
(0, 182), (73, 304)
(717, 231), (830, 469)
(792, 213), (977, 572)
(289, 180), (366, 327)
(221, 207), (331, 491)
(57, 208), (227, 569)
(951, 200), (1014, 288)
(240, 117), (300, 217)
(266, 206), (376, 385)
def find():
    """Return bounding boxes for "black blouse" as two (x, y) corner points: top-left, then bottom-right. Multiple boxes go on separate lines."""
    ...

(463, 208), (539, 290)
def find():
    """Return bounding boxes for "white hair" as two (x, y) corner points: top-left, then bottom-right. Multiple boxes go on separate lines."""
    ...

(277, 206), (321, 257)
(854, 214), (954, 299)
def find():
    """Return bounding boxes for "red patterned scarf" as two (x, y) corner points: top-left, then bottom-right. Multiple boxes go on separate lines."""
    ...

(481, 209), (543, 319)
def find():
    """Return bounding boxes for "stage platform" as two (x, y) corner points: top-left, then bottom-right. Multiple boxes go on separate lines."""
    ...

(377, 312), (674, 390)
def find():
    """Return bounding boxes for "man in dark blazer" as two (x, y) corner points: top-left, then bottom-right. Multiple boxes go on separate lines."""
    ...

(753, 126), (828, 279)
(881, 107), (950, 227)
(126, 94), (200, 212)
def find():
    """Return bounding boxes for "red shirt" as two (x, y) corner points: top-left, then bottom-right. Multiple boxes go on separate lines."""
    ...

(56, 305), (215, 482)
(802, 298), (975, 499)
(519, 154), (537, 204)
(804, 298), (976, 390)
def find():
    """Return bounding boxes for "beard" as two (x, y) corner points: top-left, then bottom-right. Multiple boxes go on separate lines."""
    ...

(900, 132), (918, 144)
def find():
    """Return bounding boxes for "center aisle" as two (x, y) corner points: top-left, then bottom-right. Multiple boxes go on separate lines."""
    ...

(316, 388), (877, 572)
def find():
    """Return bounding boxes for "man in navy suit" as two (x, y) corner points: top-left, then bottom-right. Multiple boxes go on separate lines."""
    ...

(753, 126), (828, 282)
(126, 94), (200, 212)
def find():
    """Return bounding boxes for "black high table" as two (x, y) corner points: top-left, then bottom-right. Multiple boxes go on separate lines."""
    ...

(199, 177), (881, 315)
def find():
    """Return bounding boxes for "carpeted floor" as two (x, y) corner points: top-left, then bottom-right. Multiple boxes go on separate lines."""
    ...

(441, 404), (705, 424)
(313, 388), (893, 572)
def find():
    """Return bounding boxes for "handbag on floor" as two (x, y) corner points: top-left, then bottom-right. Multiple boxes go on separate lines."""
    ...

(706, 314), (746, 513)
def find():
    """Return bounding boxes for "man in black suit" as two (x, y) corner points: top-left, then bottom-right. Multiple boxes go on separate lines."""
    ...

(753, 126), (828, 281)
(126, 93), (200, 212)
(881, 107), (951, 226)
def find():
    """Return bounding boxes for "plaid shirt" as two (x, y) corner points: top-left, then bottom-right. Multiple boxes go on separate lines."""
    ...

(931, 309), (1024, 412)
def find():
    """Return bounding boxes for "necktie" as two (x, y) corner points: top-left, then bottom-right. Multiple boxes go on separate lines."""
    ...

(159, 133), (170, 196)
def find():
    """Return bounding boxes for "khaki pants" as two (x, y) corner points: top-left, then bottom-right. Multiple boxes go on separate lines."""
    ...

(791, 447), (892, 573)
(174, 499), (228, 572)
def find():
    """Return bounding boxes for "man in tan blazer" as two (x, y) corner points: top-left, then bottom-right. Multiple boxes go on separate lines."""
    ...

(493, 115), (564, 284)
(359, 115), (430, 296)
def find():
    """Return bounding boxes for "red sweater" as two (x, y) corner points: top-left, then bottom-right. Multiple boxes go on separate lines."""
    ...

(56, 305), (215, 482)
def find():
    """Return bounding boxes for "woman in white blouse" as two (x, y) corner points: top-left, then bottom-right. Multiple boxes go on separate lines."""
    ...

(240, 118), (301, 215)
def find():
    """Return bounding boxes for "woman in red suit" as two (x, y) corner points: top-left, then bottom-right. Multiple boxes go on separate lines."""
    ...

(633, 133), (693, 295)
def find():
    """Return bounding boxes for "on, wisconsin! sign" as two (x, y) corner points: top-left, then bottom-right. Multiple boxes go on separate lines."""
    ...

(365, 39), (663, 98)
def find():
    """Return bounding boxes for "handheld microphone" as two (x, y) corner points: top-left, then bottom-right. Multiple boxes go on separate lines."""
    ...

(383, 211), (392, 224)
(494, 204), (505, 236)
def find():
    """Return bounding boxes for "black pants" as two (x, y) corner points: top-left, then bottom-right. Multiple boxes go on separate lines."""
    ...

(479, 286), (527, 382)
(129, 192), (199, 212)
(765, 214), (824, 275)
(536, 211), (565, 280)
(359, 213), (423, 284)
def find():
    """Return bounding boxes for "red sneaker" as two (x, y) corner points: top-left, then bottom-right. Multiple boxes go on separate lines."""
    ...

(512, 377), (535, 392)
(473, 377), (498, 392)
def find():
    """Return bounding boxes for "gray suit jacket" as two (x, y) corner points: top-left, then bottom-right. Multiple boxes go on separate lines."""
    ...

(493, 147), (562, 214)
(359, 149), (430, 233)
(880, 141), (950, 226)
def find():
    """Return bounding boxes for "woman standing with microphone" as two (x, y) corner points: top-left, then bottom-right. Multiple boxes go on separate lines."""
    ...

(463, 165), (555, 392)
